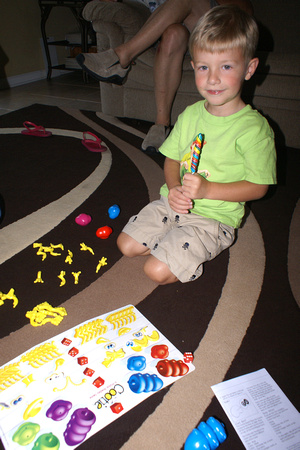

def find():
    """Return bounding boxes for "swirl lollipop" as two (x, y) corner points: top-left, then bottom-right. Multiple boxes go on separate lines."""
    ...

(190, 133), (204, 174)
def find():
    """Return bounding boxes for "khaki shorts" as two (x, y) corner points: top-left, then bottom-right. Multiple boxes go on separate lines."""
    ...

(122, 196), (235, 283)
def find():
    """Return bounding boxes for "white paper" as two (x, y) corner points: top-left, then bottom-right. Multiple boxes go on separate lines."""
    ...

(212, 369), (300, 449)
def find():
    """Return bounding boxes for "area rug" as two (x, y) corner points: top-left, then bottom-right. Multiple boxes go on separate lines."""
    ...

(0, 104), (299, 450)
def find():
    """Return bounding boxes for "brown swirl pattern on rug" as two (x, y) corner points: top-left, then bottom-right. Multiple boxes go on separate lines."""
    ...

(0, 104), (299, 450)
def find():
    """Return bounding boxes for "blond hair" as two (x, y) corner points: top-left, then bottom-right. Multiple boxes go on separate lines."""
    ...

(189, 5), (259, 63)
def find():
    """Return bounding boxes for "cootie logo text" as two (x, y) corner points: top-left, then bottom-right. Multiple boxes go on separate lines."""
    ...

(94, 384), (124, 410)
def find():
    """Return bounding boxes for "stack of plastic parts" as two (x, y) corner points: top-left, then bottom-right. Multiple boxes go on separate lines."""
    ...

(184, 416), (227, 449)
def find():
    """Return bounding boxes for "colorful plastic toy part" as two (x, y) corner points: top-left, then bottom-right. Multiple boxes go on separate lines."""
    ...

(127, 356), (147, 371)
(102, 348), (125, 368)
(105, 306), (136, 329)
(23, 398), (44, 420)
(184, 352), (194, 363)
(184, 417), (227, 450)
(46, 399), (72, 421)
(74, 318), (108, 344)
(21, 121), (52, 137)
(55, 358), (64, 371)
(128, 373), (163, 393)
(65, 250), (73, 264)
(12, 422), (40, 446)
(22, 374), (35, 387)
(64, 408), (96, 446)
(20, 341), (62, 368)
(78, 356), (88, 365)
(0, 288), (19, 308)
(156, 359), (189, 377)
(131, 329), (160, 352)
(80, 242), (94, 255)
(58, 270), (66, 287)
(110, 403), (123, 414)
(96, 257), (108, 273)
(83, 368), (95, 377)
(33, 242), (63, 261)
(72, 271), (81, 284)
(96, 226), (113, 239)
(75, 213), (92, 226)
(11, 396), (24, 406)
(68, 347), (79, 357)
(151, 345), (169, 359)
(34, 271), (44, 284)
(93, 376), (105, 388)
(26, 302), (67, 327)
(33, 433), (60, 450)
(61, 338), (72, 346)
(108, 204), (120, 219)
(82, 131), (107, 152)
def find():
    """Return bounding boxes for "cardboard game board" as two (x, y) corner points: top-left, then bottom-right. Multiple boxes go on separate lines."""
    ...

(0, 305), (195, 449)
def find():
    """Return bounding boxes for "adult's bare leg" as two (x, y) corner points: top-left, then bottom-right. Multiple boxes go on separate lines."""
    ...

(115, 0), (211, 68)
(154, 24), (190, 127)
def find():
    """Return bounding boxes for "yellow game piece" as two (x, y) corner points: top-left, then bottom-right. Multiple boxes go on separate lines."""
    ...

(96, 257), (107, 273)
(23, 398), (43, 420)
(0, 362), (23, 392)
(26, 302), (67, 327)
(118, 327), (131, 336)
(34, 271), (44, 284)
(105, 306), (136, 329)
(65, 250), (73, 264)
(53, 376), (86, 392)
(55, 358), (65, 371)
(72, 271), (81, 284)
(0, 288), (19, 308)
(58, 271), (66, 287)
(74, 319), (108, 345)
(102, 348), (125, 368)
(22, 374), (35, 387)
(21, 341), (62, 368)
(80, 242), (94, 255)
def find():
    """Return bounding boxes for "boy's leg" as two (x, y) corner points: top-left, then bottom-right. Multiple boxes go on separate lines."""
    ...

(117, 232), (178, 285)
(117, 232), (151, 257)
(144, 255), (179, 285)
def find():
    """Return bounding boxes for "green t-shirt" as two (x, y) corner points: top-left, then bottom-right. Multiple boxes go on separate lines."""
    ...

(159, 101), (277, 228)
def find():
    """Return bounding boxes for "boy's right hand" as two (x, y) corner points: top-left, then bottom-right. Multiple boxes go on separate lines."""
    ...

(168, 185), (193, 214)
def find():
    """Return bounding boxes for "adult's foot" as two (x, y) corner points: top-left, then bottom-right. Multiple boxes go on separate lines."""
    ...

(141, 124), (170, 153)
(76, 49), (130, 85)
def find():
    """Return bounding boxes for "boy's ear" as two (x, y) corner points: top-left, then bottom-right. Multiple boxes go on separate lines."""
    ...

(245, 57), (259, 81)
(191, 60), (195, 70)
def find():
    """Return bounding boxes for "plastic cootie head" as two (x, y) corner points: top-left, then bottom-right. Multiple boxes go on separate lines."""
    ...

(108, 204), (120, 219)
(184, 417), (227, 449)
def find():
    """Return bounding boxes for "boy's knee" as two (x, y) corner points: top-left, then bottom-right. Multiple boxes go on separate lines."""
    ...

(144, 256), (178, 285)
(117, 232), (150, 257)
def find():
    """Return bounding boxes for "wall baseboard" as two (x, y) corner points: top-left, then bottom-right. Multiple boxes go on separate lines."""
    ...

(4, 69), (66, 89)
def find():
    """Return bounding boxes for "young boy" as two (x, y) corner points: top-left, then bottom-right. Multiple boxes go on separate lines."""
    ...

(117, 5), (277, 285)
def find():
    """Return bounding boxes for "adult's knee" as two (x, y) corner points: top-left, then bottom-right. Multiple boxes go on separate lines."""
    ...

(159, 24), (189, 56)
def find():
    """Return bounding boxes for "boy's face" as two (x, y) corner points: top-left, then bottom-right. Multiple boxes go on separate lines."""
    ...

(191, 47), (258, 116)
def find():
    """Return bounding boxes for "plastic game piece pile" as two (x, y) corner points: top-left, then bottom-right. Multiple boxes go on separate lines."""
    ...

(0, 305), (195, 449)
(25, 302), (67, 327)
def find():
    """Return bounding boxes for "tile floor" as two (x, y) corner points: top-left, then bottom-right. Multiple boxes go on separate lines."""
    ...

(0, 71), (101, 117)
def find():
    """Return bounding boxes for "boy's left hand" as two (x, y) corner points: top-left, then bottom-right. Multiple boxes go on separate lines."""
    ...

(182, 173), (208, 200)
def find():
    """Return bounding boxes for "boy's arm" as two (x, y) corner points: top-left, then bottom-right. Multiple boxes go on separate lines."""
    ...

(164, 157), (193, 214)
(182, 174), (268, 202)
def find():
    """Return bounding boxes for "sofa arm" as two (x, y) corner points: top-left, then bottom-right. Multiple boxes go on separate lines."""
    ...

(83, 1), (150, 50)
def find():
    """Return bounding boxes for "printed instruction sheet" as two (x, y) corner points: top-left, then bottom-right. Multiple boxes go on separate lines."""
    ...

(212, 368), (300, 449)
